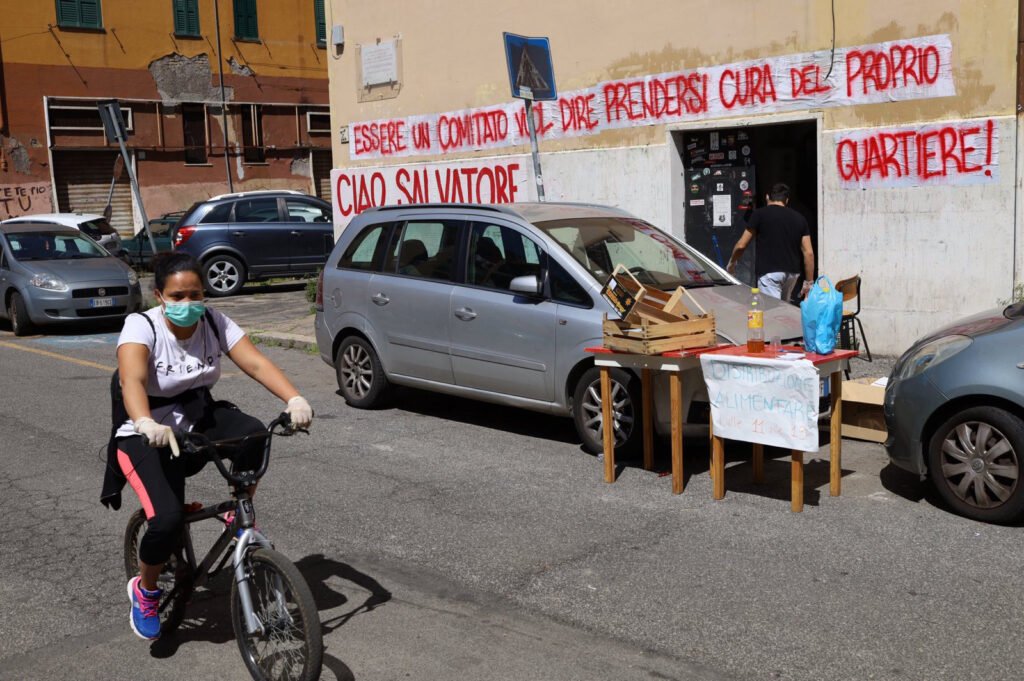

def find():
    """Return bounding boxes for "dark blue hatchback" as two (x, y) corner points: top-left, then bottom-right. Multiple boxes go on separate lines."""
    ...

(884, 302), (1024, 523)
(171, 190), (334, 296)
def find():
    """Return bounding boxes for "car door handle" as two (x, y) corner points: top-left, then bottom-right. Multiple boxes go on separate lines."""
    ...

(290, 231), (301, 236)
(454, 307), (477, 321)
(371, 293), (390, 306)
(231, 231), (246, 236)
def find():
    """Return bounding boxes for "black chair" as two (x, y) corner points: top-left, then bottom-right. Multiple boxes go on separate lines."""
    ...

(835, 275), (872, 378)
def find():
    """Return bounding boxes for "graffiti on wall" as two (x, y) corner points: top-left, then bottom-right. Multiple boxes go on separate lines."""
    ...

(0, 183), (53, 219)
(331, 156), (532, 228)
(348, 34), (955, 161)
(835, 118), (999, 189)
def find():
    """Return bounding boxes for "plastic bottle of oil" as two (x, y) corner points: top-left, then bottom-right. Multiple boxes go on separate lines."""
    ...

(747, 287), (765, 353)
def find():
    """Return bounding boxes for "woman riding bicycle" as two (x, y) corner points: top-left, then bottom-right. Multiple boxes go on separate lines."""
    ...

(104, 252), (313, 641)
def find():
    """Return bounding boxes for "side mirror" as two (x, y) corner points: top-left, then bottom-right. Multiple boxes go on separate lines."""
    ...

(509, 274), (541, 296)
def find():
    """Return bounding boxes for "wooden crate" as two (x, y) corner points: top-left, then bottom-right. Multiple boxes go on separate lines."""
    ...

(602, 314), (716, 354)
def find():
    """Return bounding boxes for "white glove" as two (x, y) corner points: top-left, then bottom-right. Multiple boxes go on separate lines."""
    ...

(134, 417), (181, 458)
(286, 396), (313, 428)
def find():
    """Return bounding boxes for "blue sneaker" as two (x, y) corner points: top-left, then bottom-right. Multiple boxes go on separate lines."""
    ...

(127, 576), (162, 640)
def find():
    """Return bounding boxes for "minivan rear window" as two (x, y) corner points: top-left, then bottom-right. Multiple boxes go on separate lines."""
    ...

(339, 223), (388, 271)
(534, 217), (727, 289)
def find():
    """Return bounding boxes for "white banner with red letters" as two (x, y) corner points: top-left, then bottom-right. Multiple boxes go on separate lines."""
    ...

(349, 34), (955, 161)
(835, 117), (999, 189)
(331, 155), (534, 228)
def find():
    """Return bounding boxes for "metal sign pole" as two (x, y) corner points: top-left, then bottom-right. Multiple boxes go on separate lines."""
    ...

(524, 98), (546, 202)
(98, 100), (157, 255)
(115, 134), (158, 256)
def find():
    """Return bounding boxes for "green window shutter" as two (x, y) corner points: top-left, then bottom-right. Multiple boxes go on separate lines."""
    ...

(56, 0), (81, 26)
(79, 0), (102, 28)
(57, 0), (101, 28)
(173, 0), (199, 36)
(314, 0), (326, 46)
(233, 0), (258, 40)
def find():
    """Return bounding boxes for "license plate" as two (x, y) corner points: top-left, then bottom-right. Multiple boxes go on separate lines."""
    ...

(820, 378), (830, 398)
(90, 297), (114, 308)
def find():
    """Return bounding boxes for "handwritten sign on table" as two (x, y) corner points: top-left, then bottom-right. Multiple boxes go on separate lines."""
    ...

(700, 354), (820, 452)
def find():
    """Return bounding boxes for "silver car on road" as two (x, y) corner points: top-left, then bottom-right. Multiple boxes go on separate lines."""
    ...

(314, 203), (803, 453)
(0, 222), (142, 336)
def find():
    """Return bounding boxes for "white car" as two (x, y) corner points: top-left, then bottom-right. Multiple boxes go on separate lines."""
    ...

(2, 213), (125, 259)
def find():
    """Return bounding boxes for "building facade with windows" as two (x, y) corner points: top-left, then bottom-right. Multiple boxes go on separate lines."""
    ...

(325, 0), (1022, 355)
(0, 0), (331, 233)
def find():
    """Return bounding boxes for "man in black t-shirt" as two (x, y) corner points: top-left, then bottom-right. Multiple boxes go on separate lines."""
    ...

(726, 183), (814, 301)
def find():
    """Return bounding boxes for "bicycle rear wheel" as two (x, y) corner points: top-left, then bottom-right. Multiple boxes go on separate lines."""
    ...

(231, 548), (323, 681)
(123, 509), (193, 634)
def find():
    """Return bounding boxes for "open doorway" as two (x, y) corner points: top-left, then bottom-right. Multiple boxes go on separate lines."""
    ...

(673, 119), (819, 294)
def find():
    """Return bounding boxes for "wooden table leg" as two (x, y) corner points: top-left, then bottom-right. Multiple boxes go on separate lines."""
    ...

(601, 366), (614, 483)
(752, 443), (764, 484)
(642, 368), (654, 472)
(830, 371), (843, 497)
(791, 450), (804, 512)
(712, 435), (725, 500)
(670, 371), (684, 494)
(708, 412), (714, 481)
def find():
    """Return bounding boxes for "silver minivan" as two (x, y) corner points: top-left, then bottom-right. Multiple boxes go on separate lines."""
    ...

(314, 203), (803, 454)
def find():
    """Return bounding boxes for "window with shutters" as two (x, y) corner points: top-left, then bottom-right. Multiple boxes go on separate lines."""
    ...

(182, 105), (208, 165)
(172, 0), (200, 37)
(56, 0), (103, 29)
(240, 105), (265, 163)
(314, 0), (326, 48)
(233, 0), (259, 41)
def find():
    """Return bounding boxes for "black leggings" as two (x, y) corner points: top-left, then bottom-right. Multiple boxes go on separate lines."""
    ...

(116, 403), (264, 566)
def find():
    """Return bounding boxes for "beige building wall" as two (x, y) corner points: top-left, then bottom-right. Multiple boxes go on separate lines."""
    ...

(325, 0), (1020, 354)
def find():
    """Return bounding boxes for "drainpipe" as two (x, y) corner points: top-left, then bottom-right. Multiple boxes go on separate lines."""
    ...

(1016, 0), (1024, 291)
(214, 0), (234, 193)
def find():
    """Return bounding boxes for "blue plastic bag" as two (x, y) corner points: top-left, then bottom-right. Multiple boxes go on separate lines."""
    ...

(800, 276), (843, 354)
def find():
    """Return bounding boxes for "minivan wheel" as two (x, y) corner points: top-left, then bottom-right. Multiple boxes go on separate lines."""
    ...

(572, 366), (642, 456)
(9, 292), (33, 337)
(203, 255), (246, 297)
(336, 336), (392, 408)
(927, 405), (1024, 524)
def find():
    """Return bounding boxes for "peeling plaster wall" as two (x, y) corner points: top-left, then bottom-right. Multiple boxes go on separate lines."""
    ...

(148, 53), (231, 105)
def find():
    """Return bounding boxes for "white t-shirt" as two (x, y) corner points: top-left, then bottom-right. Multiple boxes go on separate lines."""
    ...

(115, 306), (246, 437)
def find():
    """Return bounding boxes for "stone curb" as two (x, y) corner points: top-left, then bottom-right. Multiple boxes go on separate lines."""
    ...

(249, 331), (319, 352)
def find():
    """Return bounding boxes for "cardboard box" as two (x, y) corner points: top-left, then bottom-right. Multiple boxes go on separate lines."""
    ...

(841, 377), (887, 443)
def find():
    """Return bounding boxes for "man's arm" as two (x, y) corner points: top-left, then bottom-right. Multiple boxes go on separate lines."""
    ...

(727, 229), (754, 274)
(799, 234), (815, 298)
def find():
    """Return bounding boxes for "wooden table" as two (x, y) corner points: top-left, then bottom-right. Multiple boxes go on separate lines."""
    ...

(703, 345), (859, 511)
(585, 345), (720, 493)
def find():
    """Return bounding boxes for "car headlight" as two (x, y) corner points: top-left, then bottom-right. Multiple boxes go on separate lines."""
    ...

(28, 273), (69, 292)
(895, 335), (972, 380)
(127, 269), (139, 286)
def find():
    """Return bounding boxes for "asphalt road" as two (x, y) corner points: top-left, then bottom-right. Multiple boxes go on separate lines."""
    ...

(1, 307), (1021, 681)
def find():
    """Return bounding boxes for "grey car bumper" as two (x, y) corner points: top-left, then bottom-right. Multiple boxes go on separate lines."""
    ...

(884, 372), (947, 478)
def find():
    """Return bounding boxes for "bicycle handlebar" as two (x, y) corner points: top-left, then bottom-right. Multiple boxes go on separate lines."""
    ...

(148, 412), (302, 487)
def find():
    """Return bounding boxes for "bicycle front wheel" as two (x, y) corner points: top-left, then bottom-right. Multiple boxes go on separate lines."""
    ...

(231, 548), (323, 681)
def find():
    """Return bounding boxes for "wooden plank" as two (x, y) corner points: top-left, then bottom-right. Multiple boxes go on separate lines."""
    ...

(791, 450), (804, 512)
(603, 316), (714, 340)
(642, 368), (654, 472)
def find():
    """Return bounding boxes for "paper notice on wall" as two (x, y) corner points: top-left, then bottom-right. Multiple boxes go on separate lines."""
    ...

(712, 194), (731, 227)
(700, 354), (820, 451)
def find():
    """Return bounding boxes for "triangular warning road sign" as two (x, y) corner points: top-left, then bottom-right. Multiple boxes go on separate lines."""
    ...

(515, 47), (549, 93)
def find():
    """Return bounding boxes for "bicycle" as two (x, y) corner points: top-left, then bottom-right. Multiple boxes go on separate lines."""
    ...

(123, 413), (323, 681)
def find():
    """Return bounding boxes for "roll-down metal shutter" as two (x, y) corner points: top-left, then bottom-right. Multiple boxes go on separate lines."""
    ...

(53, 151), (135, 235)
(312, 150), (333, 201)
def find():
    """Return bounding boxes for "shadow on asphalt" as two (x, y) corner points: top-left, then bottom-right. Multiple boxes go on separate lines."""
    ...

(148, 552), (390, 676)
(0, 317), (123, 337)
(878, 462), (1024, 527)
(367, 386), (582, 447)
